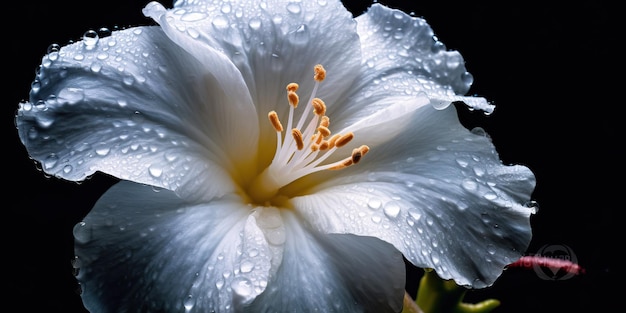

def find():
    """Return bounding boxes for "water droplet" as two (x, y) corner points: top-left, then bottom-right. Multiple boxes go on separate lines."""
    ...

(431, 38), (446, 53)
(371, 215), (382, 223)
(149, 165), (163, 178)
(47, 43), (61, 54)
(240, 261), (255, 273)
(266, 227), (286, 245)
(181, 12), (207, 22)
(221, 3), (232, 13)
(73, 222), (91, 243)
(367, 198), (382, 210)
(461, 179), (478, 191)
(287, 24), (309, 46)
(248, 17), (262, 30)
(212, 15), (229, 29)
(461, 71), (474, 86)
(231, 277), (253, 297)
(383, 201), (401, 219)
(409, 211), (422, 221)
(97, 27), (112, 38)
(183, 295), (195, 311)
(82, 30), (99, 49)
(63, 165), (73, 174)
(524, 200), (539, 214)
(483, 192), (497, 200)
(43, 154), (59, 169)
(286, 2), (301, 14)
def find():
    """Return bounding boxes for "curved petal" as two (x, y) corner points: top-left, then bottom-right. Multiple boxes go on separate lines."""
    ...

(292, 105), (536, 288)
(73, 181), (272, 313)
(247, 211), (405, 313)
(330, 3), (493, 130)
(143, 0), (362, 164)
(15, 26), (256, 200)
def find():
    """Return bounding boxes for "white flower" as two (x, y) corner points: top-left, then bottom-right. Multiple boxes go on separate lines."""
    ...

(15, 0), (536, 312)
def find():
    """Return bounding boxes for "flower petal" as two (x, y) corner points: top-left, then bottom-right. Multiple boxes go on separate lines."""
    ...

(143, 0), (362, 142)
(248, 210), (406, 313)
(74, 181), (275, 313)
(330, 3), (493, 129)
(292, 105), (536, 288)
(15, 26), (256, 200)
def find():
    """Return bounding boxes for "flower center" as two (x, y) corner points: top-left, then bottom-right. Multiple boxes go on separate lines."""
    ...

(246, 64), (369, 204)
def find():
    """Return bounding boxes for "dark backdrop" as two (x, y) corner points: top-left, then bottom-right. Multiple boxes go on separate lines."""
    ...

(6, 1), (616, 312)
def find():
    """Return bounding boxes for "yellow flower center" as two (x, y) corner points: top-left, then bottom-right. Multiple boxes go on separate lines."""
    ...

(246, 64), (369, 205)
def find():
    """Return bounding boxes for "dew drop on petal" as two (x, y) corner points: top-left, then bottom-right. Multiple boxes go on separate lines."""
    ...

(287, 24), (309, 46)
(461, 178), (478, 191)
(183, 295), (195, 312)
(231, 277), (253, 297)
(43, 154), (59, 169)
(248, 17), (262, 30)
(182, 12), (207, 22)
(286, 2), (301, 14)
(82, 30), (99, 49)
(265, 228), (286, 245)
(483, 192), (497, 200)
(383, 201), (401, 219)
(73, 221), (91, 243)
(240, 261), (255, 273)
(215, 278), (225, 289)
(367, 198), (382, 210)
(149, 165), (163, 178)
(212, 15), (229, 29)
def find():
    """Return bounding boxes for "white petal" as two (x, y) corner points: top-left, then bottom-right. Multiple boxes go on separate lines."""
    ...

(330, 3), (493, 127)
(292, 105), (536, 288)
(144, 0), (362, 146)
(15, 26), (259, 199)
(74, 181), (272, 313)
(248, 211), (405, 313)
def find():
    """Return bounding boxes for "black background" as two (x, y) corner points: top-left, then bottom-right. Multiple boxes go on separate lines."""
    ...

(6, 1), (617, 312)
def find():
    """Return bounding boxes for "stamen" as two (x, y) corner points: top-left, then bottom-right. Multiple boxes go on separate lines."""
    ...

(351, 145), (369, 164)
(268, 111), (283, 132)
(328, 134), (341, 149)
(328, 158), (353, 170)
(291, 128), (304, 150)
(286, 83), (299, 92)
(317, 125), (331, 138)
(288, 91), (299, 108)
(334, 132), (354, 148)
(314, 64), (326, 82)
(320, 116), (330, 128)
(248, 64), (370, 203)
(311, 98), (326, 116)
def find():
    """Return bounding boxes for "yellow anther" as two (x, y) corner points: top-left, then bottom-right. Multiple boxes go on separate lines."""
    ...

(288, 91), (299, 108)
(314, 64), (326, 82)
(328, 134), (341, 149)
(268, 111), (283, 132)
(329, 158), (353, 170)
(311, 143), (320, 152)
(291, 128), (304, 150)
(286, 83), (299, 92)
(319, 140), (330, 150)
(351, 145), (369, 164)
(320, 116), (330, 128)
(312, 98), (326, 116)
(334, 132), (354, 148)
(314, 132), (324, 144)
(317, 125), (331, 138)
